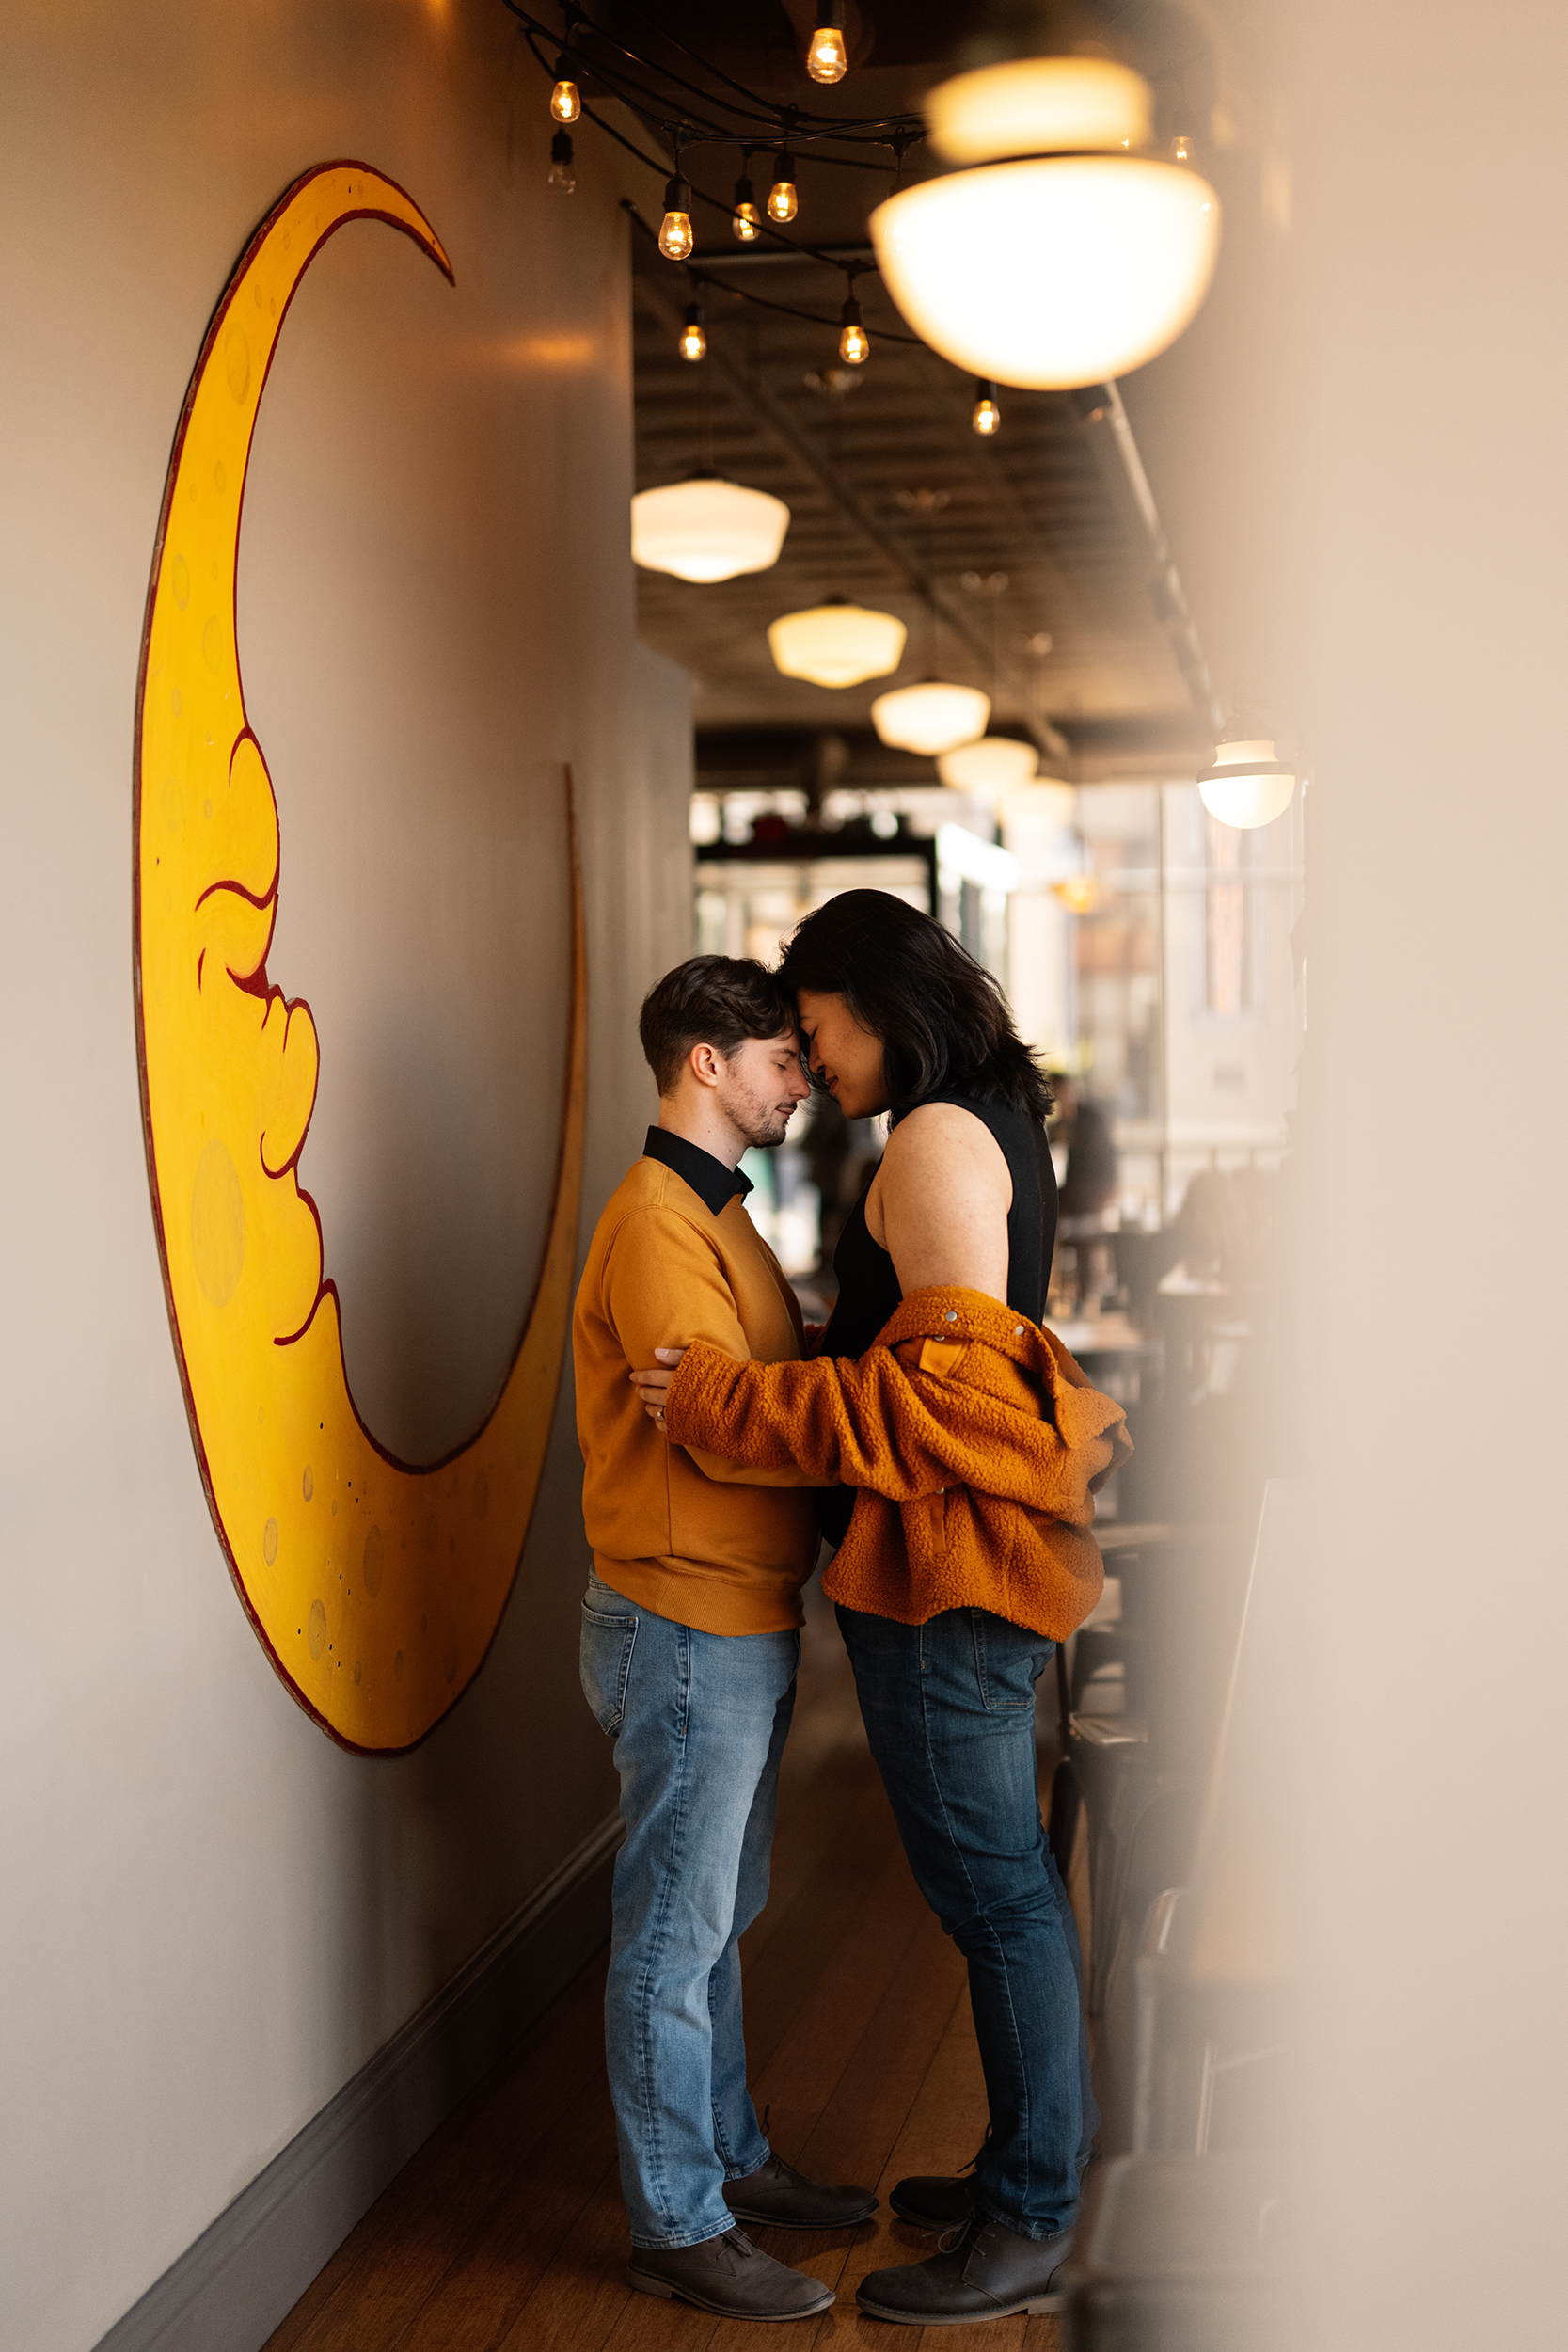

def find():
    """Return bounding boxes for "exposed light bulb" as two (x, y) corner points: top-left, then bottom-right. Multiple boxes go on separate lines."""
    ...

(1172, 132), (1193, 163)
(550, 61), (580, 123)
(678, 302), (706, 362)
(768, 151), (799, 224)
(658, 174), (694, 261)
(732, 174), (762, 243)
(548, 129), (576, 194)
(972, 380), (1002, 434)
(806, 5), (847, 83)
(838, 294), (868, 365)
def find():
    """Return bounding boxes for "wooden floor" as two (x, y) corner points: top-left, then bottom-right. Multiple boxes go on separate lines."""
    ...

(264, 1588), (1085, 2351)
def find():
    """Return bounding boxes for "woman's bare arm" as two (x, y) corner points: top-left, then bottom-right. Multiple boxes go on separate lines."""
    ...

(867, 1102), (1012, 1303)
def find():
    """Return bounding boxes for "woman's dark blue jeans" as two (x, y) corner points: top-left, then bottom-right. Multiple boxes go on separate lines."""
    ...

(836, 1603), (1097, 2239)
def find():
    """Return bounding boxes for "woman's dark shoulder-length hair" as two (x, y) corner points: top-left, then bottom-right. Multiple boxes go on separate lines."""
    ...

(777, 889), (1053, 1122)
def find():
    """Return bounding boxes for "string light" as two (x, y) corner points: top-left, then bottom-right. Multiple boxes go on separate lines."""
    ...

(972, 380), (1002, 434)
(550, 56), (580, 122)
(678, 300), (706, 362)
(768, 150), (799, 224)
(548, 129), (575, 193)
(658, 170), (694, 260)
(1172, 132), (1193, 163)
(806, 2), (848, 84)
(838, 293), (869, 365)
(731, 167), (762, 243)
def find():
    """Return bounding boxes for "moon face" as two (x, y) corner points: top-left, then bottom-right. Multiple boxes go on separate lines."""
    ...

(134, 163), (587, 1753)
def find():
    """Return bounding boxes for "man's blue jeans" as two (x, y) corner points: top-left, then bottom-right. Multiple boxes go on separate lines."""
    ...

(836, 1602), (1098, 2239)
(580, 1571), (799, 2249)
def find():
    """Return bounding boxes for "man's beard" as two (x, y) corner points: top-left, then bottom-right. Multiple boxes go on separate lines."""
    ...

(721, 1078), (797, 1152)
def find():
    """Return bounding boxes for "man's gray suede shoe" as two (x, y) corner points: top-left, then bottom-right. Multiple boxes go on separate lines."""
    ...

(723, 2150), (879, 2231)
(628, 2227), (834, 2320)
(856, 2215), (1074, 2324)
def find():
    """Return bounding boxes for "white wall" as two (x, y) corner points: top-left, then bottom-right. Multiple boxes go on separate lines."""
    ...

(0, 8), (690, 2346)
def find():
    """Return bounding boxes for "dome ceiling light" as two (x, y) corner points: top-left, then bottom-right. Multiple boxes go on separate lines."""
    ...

(768, 600), (907, 688)
(871, 680), (990, 757)
(631, 476), (791, 583)
(1197, 737), (1297, 830)
(869, 55), (1221, 389)
(937, 736), (1038, 791)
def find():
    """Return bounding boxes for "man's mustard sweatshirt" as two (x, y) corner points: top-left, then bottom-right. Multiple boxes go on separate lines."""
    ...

(573, 1139), (821, 1635)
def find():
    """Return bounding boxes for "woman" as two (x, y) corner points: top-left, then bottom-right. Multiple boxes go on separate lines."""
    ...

(633, 890), (1124, 2327)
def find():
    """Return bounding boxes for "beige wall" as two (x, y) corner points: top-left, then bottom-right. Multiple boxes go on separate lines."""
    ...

(0, 7), (690, 2345)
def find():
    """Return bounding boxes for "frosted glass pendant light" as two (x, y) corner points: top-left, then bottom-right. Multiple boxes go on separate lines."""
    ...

(869, 56), (1220, 389)
(871, 680), (990, 756)
(630, 477), (791, 583)
(937, 736), (1038, 790)
(1197, 738), (1297, 829)
(768, 601), (907, 688)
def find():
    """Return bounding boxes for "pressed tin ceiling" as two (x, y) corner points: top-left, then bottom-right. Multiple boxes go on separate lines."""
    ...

(598, 0), (1240, 783)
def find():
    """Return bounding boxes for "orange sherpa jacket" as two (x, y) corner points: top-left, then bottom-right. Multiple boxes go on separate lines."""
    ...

(662, 1284), (1132, 1641)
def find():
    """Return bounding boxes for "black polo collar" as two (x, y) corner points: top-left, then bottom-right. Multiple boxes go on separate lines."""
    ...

(642, 1125), (753, 1218)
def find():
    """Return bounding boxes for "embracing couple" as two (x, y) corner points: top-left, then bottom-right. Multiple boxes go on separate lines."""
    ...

(571, 889), (1130, 2327)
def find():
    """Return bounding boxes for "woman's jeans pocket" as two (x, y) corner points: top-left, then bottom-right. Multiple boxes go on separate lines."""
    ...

(969, 1609), (1053, 1714)
(580, 1586), (639, 1735)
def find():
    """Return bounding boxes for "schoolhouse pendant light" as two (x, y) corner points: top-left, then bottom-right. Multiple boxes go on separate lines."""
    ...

(631, 476), (791, 584)
(806, 2), (848, 84)
(768, 600), (907, 688)
(1197, 738), (1297, 829)
(937, 735), (1038, 790)
(871, 680), (990, 756)
(869, 55), (1221, 389)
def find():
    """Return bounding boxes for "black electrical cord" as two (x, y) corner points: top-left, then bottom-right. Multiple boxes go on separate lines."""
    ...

(501, 1), (925, 149)
(516, 34), (927, 278)
(623, 200), (921, 345)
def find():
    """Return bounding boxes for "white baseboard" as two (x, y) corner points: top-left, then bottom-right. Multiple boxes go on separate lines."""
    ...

(93, 1808), (624, 2352)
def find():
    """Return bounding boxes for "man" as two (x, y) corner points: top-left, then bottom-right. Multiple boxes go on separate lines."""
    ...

(572, 955), (876, 2324)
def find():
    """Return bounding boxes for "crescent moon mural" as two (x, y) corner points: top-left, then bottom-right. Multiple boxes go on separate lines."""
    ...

(134, 162), (588, 1754)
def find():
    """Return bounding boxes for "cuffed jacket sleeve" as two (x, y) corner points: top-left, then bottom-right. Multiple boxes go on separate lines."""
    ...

(662, 1285), (1132, 1525)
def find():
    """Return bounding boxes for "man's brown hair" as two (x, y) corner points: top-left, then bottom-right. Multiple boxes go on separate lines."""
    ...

(639, 956), (794, 1095)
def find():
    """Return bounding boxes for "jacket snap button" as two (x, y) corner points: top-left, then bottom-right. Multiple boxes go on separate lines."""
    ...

(943, 1310), (958, 1323)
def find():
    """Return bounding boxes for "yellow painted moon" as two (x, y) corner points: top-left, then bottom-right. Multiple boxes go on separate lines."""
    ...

(134, 163), (587, 1752)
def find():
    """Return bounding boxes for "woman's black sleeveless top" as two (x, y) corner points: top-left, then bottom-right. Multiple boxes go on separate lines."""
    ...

(814, 1089), (1058, 1547)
